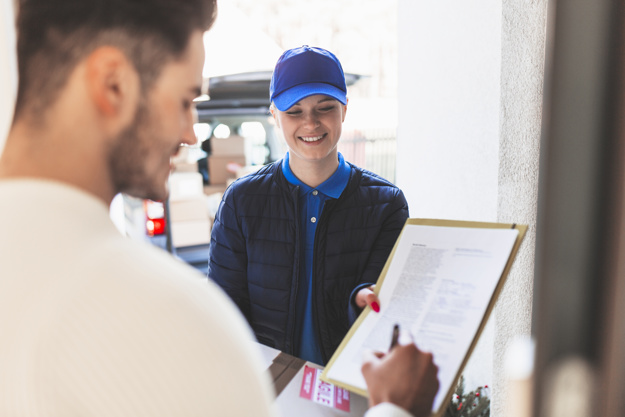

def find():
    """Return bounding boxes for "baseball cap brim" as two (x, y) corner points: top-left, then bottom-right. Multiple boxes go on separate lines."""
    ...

(272, 82), (347, 111)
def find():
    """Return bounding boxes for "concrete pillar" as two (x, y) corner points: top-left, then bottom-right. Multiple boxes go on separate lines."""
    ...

(493, 1), (547, 416)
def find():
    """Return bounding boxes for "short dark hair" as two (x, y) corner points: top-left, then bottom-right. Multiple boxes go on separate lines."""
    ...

(13, 0), (217, 121)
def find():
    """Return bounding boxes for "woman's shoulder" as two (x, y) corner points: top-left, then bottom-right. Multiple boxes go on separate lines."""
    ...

(226, 161), (282, 190)
(221, 160), (288, 205)
(347, 163), (403, 193)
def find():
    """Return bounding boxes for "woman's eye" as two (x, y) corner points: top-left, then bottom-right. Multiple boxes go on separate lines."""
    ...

(286, 111), (301, 115)
(319, 106), (335, 112)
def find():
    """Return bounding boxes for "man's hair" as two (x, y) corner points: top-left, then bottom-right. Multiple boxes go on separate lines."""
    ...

(13, 0), (217, 121)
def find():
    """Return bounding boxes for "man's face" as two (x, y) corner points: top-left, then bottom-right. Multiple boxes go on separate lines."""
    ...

(108, 31), (205, 201)
(272, 94), (347, 169)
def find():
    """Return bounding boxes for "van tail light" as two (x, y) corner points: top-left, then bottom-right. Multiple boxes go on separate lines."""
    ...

(146, 218), (166, 236)
(144, 200), (166, 237)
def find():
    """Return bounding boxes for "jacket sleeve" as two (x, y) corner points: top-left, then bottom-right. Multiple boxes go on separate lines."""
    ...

(208, 185), (251, 322)
(347, 188), (409, 323)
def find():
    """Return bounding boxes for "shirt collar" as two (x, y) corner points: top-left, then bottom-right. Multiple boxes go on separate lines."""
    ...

(282, 152), (350, 199)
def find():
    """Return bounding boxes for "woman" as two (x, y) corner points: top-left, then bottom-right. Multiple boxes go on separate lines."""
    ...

(208, 46), (408, 365)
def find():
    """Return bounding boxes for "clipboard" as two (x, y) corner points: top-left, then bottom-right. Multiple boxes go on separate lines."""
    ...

(320, 218), (527, 417)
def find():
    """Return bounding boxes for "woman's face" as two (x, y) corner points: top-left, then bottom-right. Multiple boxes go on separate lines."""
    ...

(272, 94), (347, 168)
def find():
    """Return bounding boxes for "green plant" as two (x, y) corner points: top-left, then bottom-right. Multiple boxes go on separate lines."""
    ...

(443, 376), (490, 417)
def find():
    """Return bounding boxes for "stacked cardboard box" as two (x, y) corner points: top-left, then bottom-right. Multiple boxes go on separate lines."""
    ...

(168, 172), (211, 248)
(208, 134), (248, 185)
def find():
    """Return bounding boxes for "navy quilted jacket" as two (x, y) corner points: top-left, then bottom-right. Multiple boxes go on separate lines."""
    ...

(208, 159), (408, 363)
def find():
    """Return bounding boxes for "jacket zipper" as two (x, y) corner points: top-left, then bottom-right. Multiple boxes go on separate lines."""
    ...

(312, 198), (337, 364)
(286, 185), (300, 354)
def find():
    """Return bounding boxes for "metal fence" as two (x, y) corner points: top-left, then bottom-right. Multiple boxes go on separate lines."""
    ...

(338, 127), (398, 184)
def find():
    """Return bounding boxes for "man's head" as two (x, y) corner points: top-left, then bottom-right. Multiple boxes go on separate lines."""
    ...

(9, 0), (217, 202)
(14, 0), (217, 122)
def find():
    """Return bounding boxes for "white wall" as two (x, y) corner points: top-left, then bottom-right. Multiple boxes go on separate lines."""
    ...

(397, 1), (546, 415)
(0, 0), (17, 154)
(397, 0), (503, 395)
(397, 0), (501, 222)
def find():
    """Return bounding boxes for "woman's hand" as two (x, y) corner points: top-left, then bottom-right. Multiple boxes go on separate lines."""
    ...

(356, 285), (381, 312)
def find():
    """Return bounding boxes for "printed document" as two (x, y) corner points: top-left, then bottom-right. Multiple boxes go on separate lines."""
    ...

(322, 222), (522, 414)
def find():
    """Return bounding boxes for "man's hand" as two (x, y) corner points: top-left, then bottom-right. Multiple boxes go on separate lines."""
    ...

(356, 285), (380, 312)
(362, 342), (439, 417)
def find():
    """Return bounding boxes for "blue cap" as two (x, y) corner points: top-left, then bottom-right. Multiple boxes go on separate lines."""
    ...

(270, 45), (347, 111)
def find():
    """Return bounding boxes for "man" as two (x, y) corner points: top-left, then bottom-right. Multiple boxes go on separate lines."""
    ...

(0, 1), (438, 416)
(209, 46), (407, 365)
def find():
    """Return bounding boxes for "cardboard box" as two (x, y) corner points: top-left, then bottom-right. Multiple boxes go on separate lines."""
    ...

(172, 161), (199, 173)
(210, 135), (246, 156)
(208, 155), (246, 185)
(256, 343), (369, 416)
(169, 172), (204, 201)
(274, 360), (369, 416)
(169, 197), (208, 223)
(203, 184), (227, 197)
(171, 219), (211, 248)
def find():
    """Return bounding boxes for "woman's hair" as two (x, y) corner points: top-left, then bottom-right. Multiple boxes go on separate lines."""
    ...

(13, 0), (217, 120)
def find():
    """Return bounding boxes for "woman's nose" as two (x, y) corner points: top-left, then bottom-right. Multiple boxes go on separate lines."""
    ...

(303, 112), (320, 128)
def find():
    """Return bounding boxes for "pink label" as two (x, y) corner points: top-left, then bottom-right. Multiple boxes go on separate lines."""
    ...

(299, 366), (315, 400)
(299, 365), (350, 412)
(335, 387), (351, 412)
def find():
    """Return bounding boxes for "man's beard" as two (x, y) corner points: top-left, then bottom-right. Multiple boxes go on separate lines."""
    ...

(107, 100), (169, 201)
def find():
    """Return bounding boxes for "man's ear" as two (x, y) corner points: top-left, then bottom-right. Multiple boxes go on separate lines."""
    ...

(84, 46), (139, 119)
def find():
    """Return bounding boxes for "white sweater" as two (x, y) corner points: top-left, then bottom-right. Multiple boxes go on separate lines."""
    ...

(0, 179), (411, 417)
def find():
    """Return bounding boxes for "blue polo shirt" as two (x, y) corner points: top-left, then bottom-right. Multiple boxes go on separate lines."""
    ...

(282, 152), (350, 364)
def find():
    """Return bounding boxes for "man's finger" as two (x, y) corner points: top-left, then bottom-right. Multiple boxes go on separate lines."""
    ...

(362, 348), (385, 366)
